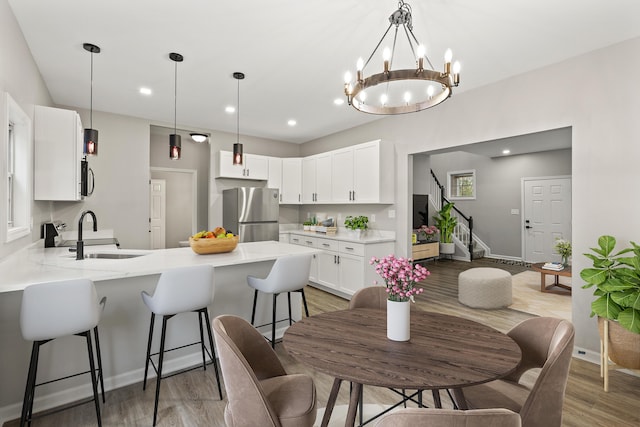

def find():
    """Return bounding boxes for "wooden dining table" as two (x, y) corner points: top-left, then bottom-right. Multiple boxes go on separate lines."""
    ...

(283, 308), (522, 427)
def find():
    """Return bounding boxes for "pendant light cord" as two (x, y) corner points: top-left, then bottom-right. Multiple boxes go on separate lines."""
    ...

(89, 50), (94, 129)
(174, 60), (178, 134)
(236, 76), (240, 144)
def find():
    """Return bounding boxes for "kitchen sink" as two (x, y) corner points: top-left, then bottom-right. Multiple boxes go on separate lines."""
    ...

(85, 253), (147, 259)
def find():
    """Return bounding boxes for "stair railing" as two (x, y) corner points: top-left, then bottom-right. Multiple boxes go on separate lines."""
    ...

(430, 170), (475, 260)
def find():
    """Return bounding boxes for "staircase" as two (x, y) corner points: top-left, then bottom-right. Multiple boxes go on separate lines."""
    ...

(427, 170), (490, 261)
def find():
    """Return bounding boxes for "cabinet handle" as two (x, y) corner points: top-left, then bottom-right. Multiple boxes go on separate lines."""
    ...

(345, 247), (354, 251)
(352, 190), (355, 201)
(337, 255), (340, 264)
(334, 255), (337, 263)
(349, 191), (352, 201)
(247, 168), (249, 176)
(306, 240), (313, 245)
(322, 243), (330, 247)
(298, 194), (301, 202)
(292, 238), (299, 243)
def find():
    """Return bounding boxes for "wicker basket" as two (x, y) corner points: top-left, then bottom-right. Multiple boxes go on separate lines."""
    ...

(189, 236), (239, 254)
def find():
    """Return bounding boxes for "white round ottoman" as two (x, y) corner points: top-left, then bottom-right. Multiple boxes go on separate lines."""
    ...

(458, 267), (512, 309)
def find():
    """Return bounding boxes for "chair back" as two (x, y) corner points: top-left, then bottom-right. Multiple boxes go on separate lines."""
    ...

(349, 286), (388, 310)
(213, 315), (287, 427)
(21, 278), (101, 341)
(143, 264), (214, 315)
(249, 254), (312, 293)
(374, 408), (522, 427)
(506, 317), (575, 427)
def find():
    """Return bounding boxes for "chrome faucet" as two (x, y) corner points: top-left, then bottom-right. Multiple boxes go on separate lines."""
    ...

(77, 210), (97, 260)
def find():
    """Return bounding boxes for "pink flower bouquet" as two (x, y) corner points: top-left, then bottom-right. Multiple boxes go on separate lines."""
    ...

(370, 254), (430, 302)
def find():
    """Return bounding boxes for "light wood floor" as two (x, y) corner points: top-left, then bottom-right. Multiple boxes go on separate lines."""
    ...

(4, 259), (639, 426)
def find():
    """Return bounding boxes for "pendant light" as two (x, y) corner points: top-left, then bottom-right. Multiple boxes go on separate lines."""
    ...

(169, 52), (183, 160)
(83, 43), (100, 156)
(232, 72), (245, 165)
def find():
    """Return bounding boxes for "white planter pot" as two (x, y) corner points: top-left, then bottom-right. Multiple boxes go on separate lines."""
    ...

(440, 242), (455, 254)
(347, 229), (366, 239)
(387, 300), (411, 341)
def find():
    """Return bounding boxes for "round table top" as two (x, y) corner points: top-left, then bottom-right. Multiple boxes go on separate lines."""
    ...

(283, 308), (522, 390)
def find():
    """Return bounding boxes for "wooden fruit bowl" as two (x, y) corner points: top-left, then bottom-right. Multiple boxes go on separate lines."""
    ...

(189, 236), (239, 254)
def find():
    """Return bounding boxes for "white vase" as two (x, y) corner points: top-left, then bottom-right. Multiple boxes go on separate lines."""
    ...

(387, 299), (411, 341)
(440, 242), (455, 254)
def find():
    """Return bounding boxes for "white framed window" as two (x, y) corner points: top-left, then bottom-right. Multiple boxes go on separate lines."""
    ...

(447, 169), (476, 200)
(5, 93), (32, 242)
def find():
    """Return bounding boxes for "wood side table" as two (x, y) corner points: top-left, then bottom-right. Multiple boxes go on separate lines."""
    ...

(531, 263), (572, 295)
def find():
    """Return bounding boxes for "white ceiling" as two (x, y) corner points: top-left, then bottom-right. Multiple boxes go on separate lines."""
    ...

(8, 0), (640, 144)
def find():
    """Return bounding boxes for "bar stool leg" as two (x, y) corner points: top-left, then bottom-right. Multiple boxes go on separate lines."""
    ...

(251, 289), (258, 325)
(300, 288), (310, 317)
(198, 310), (207, 370)
(271, 293), (278, 349)
(287, 292), (293, 325)
(83, 331), (102, 427)
(94, 326), (106, 403)
(143, 313), (155, 390)
(20, 341), (41, 427)
(152, 316), (169, 426)
(203, 309), (223, 399)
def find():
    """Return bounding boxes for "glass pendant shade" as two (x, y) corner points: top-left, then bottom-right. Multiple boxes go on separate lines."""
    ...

(83, 128), (98, 156)
(170, 134), (181, 160)
(233, 142), (243, 165)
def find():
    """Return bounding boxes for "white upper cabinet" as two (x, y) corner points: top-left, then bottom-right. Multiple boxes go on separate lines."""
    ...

(268, 157), (302, 204)
(331, 140), (394, 204)
(34, 106), (83, 201)
(281, 158), (302, 204)
(302, 153), (331, 204)
(216, 151), (269, 180)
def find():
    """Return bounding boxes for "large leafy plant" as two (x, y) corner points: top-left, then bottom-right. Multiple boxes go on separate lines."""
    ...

(432, 202), (457, 244)
(581, 235), (640, 334)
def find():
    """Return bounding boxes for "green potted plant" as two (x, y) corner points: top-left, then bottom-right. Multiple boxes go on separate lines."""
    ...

(581, 235), (640, 382)
(433, 202), (457, 254)
(344, 215), (369, 238)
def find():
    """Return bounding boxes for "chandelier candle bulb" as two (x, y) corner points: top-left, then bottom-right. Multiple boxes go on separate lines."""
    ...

(453, 61), (461, 86)
(356, 57), (364, 82)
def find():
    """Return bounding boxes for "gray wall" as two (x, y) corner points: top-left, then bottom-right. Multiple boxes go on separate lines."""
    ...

(150, 127), (210, 234)
(0, 0), (53, 259)
(430, 147), (572, 258)
(301, 37), (640, 355)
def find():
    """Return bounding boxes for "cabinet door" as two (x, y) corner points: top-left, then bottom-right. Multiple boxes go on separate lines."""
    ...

(268, 157), (282, 201)
(301, 157), (316, 203)
(353, 142), (380, 203)
(331, 148), (354, 203)
(281, 158), (302, 204)
(217, 151), (245, 178)
(309, 253), (319, 283)
(339, 253), (365, 296)
(315, 153), (332, 203)
(34, 106), (82, 201)
(317, 251), (339, 289)
(245, 154), (269, 180)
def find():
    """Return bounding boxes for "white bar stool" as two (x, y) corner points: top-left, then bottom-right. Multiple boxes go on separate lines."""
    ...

(247, 254), (312, 348)
(19, 278), (106, 427)
(141, 264), (222, 426)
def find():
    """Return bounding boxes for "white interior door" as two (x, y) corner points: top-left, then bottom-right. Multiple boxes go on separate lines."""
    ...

(149, 179), (166, 249)
(522, 176), (571, 263)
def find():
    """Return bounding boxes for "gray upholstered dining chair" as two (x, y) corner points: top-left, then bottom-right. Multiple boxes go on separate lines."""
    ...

(454, 317), (575, 427)
(374, 408), (522, 427)
(212, 314), (317, 427)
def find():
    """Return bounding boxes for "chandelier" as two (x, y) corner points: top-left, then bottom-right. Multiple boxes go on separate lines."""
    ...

(343, 0), (460, 115)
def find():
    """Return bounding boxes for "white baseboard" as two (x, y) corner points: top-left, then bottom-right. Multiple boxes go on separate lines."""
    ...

(0, 352), (212, 426)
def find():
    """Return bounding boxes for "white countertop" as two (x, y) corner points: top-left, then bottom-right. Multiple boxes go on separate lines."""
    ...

(285, 228), (395, 244)
(0, 240), (319, 293)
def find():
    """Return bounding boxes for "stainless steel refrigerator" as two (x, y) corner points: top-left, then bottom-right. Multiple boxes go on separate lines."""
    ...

(223, 187), (280, 242)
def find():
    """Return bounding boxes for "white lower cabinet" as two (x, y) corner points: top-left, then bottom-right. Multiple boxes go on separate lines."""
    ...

(289, 234), (394, 298)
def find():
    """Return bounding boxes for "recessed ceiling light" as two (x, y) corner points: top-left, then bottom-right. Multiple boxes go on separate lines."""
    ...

(287, 119), (297, 127)
(502, 149), (511, 155)
(139, 87), (152, 95)
(334, 98), (345, 105)
(225, 106), (236, 113)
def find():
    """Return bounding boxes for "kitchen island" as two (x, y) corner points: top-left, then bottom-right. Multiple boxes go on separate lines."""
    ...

(0, 240), (318, 424)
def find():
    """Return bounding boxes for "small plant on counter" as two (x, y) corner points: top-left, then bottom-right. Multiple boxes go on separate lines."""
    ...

(344, 215), (369, 230)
